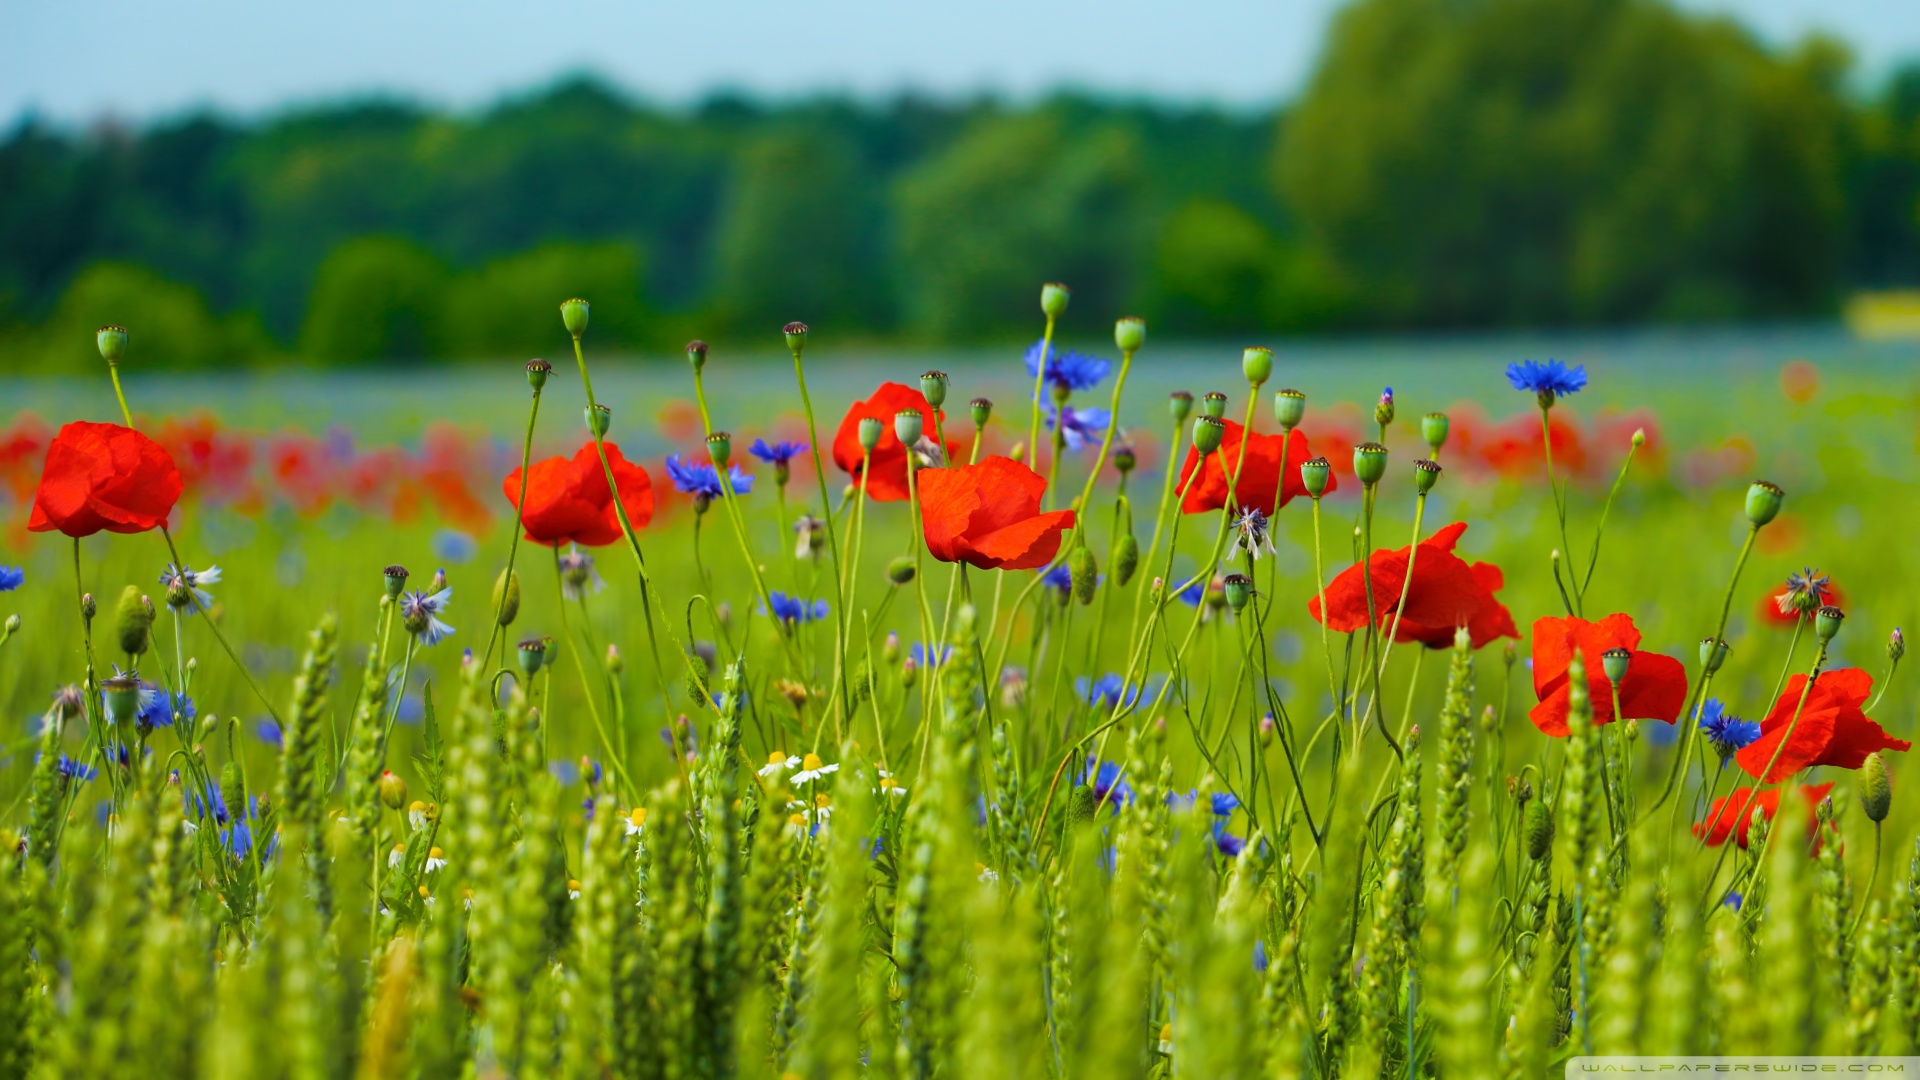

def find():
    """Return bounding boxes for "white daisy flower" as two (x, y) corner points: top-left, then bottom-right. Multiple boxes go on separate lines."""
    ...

(388, 843), (406, 869)
(624, 807), (648, 836)
(791, 752), (839, 784)
(758, 750), (801, 778)
(425, 846), (447, 872)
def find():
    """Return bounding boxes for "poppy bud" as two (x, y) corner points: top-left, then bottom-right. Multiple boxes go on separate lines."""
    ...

(783, 321), (809, 355)
(1241, 346), (1273, 387)
(883, 631), (900, 663)
(1113, 445), (1136, 474)
(1222, 572), (1253, 612)
(1259, 713), (1276, 747)
(1480, 704), (1498, 734)
(1008, 442), (1026, 463)
(1274, 388), (1306, 431)
(1503, 640), (1517, 668)
(586, 404), (611, 438)
(560, 298), (590, 338)
(3, 614), (17, 635)
(1861, 752), (1892, 823)
(1373, 387), (1395, 428)
(221, 760), (247, 822)
(493, 569), (521, 627)
(101, 673), (139, 727)
(1114, 533), (1139, 586)
(894, 409), (923, 447)
(605, 644), (623, 674)
(81, 593), (97, 621)
(97, 324), (128, 364)
(1816, 605), (1845, 642)
(1354, 442), (1388, 487)
(1202, 391), (1228, 420)
(115, 585), (154, 657)
(900, 656), (918, 689)
(1600, 647), (1630, 685)
(1300, 457), (1331, 498)
(1041, 282), (1071, 319)
(1524, 799), (1554, 861)
(1413, 458), (1441, 494)
(1150, 715), (1167, 742)
(1169, 391), (1194, 423)
(707, 432), (732, 468)
(1422, 412), (1449, 454)
(1068, 783), (1096, 823)
(384, 565), (410, 598)
(518, 637), (546, 676)
(858, 416), (883, 452)
(1891, 628), (1905, 662)
(970, 397), (992, 426)
(686, 339), (708, 371)
(378, 770), (408, 810)
(1070, 544), (1097, 605)
(1700, 637), (1729, 674)
(887, 556), (916, 585)
(525, 358), (551, 390)
(1114, 316), (1146, 353)
(714, 602), (732, 631)
(920, 370), (949, 409)
(1745, 481), (1784, 527)
(1193, 417), (1225, 455)
(1632, 428), (1646, 448)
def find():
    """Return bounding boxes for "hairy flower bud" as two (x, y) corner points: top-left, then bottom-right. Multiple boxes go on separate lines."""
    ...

(1070, 545), (1098, 606)
(115, 585), (154, 657)
(378, 770), (408, 810)
(1862, 752), (1892, 823)
(1524, 799), (1554, 862)
(493, 569), (521, 627)
(886, 556), (916, 585)
(1114, 533), (1139, 586)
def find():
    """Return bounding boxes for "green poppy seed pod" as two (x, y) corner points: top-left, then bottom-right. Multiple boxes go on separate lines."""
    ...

(1413, 458), (1441, 494)
(493, 569), (521, 627)
(517, 637), (547, 676)
(80, 593), (96, 621)
(783, 320), (809, 356)
(1300, 456), (1331, 498)
(1114, 533), (1139, 586)
(900, 656), (918, 689)
(1114, 316), (1146, 353)
(101, 674), (139, 727)
(524, 358), (551, 391)
(586, 404), (611, 438)
(1422, 412), (1449, 454)
(97, 324), (128, 364)
(893, 409), (923, 447)
(115, 585), (154, 657)
(1524, 798), (1555, 861)
(383, 564), (410, 598)
(1041, 282), (1071, 319)
(1816, 604), (1845, 642)
(1241, 346), (1273, 387)
(1202, 391), (1228, 420)
(221, 760), (247, 823)
(1070, 544), (1098, 605)
(560, 297), (590, 337)
(1222, 572), (1253, 612)
(685, 339), (708, 371)
(1746, 480), (1784, 527)
(858, 416), (883, 452)
(1862, 752), (1892, 822)
(970, 397), (992, 426)
(1113, 445), (1136, 474)
(1354, 442), (1389, 486)
(1274, 388), (1306, 431)
(1193, 416), (1225, 455)
(542, 634), (560, 666)
(1700, 637), (1730, 674)
(919, 370), (949, 409)
(1891, 628), (1906, 662)
(1169, 391), (1194, 423)
(886, 555), (916, 585)
(1068, 783), (1096, 824)
(706, 431), (732, 467)
(377, 770), (408, 811)
(1601, 647), (1631, 685)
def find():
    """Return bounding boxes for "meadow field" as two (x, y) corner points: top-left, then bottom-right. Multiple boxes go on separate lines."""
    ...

(0, 307), (1916, 1077)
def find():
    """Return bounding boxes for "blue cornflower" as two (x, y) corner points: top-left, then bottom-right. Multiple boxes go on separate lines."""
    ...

(254, 719), (283, 748)
(1177, 580), (1206, 606)
(1024, 340), (1112, 394)
(183, 778), (230, 826)
(51, 753), (96, 782)
(1044, 405), (1111, 452)
(431, 528), (478, 564)
(1505, 359), (1587, 400)
(660, 724), (699, 760)
(665, 454), (754, 498)
(1077, 673), (1140, 710)
(159, 563), (222, 611)
(1699, 698), (1761, 760)
(1723, 891), (1743, 911)
(1253, 940), (1269, 973)
(0, 566), (22, 592)
(137, 681), (193, 729)
(400, 587), (456, 646)
(1082, 756), (1133, 808)
(1040, 564), (1073, 597)
(910, 643), (951, 668)
(220, 798), (277, 860)
(548, 759), (582, 786)
(767, 591), (830, 625)
(748, 439), (808, 466)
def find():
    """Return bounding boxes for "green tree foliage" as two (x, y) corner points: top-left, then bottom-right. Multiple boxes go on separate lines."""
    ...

(299, 236), (449, 364)
(441, 241), (649, 358)
(29, 262), (270, 373)
(1278, 0), (1852, 326)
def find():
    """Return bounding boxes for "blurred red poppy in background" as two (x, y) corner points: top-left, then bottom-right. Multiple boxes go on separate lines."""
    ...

(1694, 782), (1833, 849)
(1527, 613), (1687, 736)
(1177, 419), (1330, 515)
(1308, 522), (1517, 650)
(29, 421), (182, 537)
(1735, 669), (1909, 783)
(918, 456), (1075, 571)
(504, 441), (654, 547)
(832, 382), (941, 502)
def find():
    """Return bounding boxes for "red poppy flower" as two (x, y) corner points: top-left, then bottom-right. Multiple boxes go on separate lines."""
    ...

(832, 382), (941, 502)
(1734, 669), (1910, 782)
(1694, 782), (1833, 849)
(1527, 613), (1688, 737)
(28, 421), (183, 537)
(1177, 420), (1332, 515)
(917, 456), (1076, 571)
(502, 441), (655, 547)
(1307, 522), (1518, 649)
(1754, 575), (1846, 628)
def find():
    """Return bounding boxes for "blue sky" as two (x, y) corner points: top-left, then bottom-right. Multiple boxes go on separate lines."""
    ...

(3, 0), (1917, 124)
